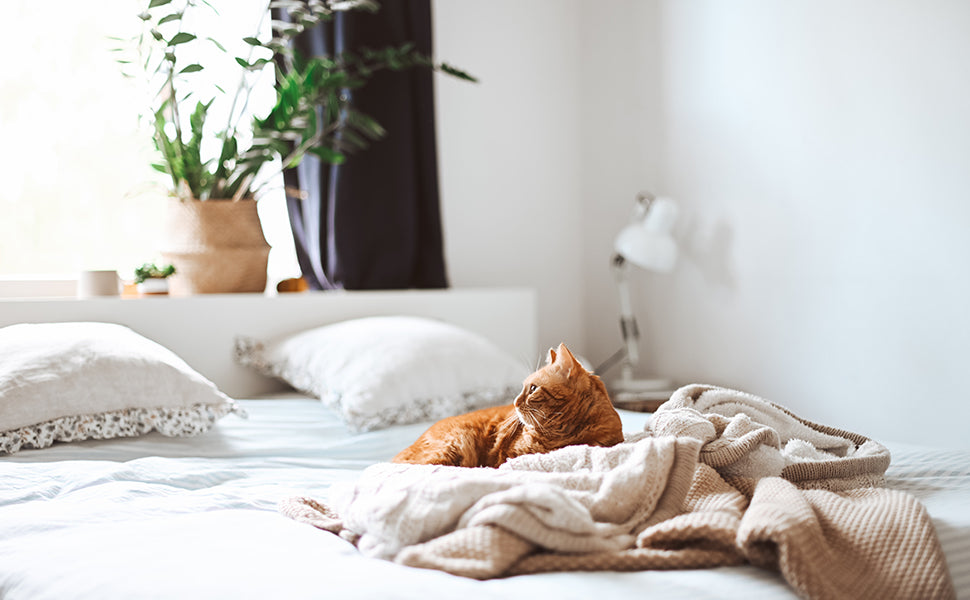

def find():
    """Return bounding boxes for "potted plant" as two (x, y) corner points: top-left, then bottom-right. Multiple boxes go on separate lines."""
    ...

(119, 0), (474, 294)
(133, 262), (176, 295)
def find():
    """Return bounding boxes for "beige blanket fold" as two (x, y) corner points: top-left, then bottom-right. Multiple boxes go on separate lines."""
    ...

(280, 384), (955, 600)
(651, 384), (892, 493)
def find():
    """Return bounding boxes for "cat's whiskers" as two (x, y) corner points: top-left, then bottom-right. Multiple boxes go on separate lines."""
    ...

(528, 403), (575, 437)
(520, 404), (556, 436)
(516, 405), (538, 430)
(508, 409), (527, 429)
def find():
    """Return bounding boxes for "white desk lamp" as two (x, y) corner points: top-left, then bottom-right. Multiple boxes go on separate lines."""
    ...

(598, 192), (679, 402)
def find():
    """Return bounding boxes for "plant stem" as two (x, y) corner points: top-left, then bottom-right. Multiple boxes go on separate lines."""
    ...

(224, 4), (269, 137)
(214, 3), (271, 199)
(165, 0), (189, 195)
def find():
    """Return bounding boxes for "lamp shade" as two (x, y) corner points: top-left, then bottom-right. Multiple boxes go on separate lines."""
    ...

(613, 196), (678, 272)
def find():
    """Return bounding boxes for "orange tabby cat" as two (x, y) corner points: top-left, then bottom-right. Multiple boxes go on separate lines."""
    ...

(392, 343), (623, 468)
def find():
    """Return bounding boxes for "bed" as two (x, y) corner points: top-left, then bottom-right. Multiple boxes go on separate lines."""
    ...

(0, 288), (966, 600)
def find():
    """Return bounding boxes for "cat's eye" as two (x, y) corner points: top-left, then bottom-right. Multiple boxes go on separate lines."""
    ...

(529, 384), (537, 393)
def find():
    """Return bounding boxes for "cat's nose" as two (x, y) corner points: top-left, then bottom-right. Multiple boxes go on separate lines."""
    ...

(513, 392), (525, 408)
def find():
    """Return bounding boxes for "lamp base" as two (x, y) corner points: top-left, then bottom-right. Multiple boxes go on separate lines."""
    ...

(610, 377), (676, 412)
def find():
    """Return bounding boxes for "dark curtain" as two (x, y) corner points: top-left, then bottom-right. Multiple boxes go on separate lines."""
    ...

(279, 1), (448, 290)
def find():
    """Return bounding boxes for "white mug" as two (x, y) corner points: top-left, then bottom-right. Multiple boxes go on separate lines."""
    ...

(77, 270), (120, 298)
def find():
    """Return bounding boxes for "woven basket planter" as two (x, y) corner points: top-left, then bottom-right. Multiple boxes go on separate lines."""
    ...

(160, 198), (271, 295)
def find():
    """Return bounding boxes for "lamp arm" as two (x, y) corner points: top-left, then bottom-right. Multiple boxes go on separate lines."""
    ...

(595, 254), (642, 376)
(612, 254), (640, 379)
(596, 191), (677, 394)
(594, 346), (627, 375)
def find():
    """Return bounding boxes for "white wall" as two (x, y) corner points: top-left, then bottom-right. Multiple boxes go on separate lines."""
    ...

(647, 0), (970, 448)
(433, 1), (586, 358)
(434, 1), (970, 448)
(577, 1), (665, 371)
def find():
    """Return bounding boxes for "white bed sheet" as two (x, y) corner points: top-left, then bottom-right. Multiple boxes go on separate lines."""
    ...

(1, 396), (965, 600)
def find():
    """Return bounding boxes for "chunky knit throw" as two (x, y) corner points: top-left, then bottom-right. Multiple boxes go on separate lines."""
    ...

(280, 384), (955, 600)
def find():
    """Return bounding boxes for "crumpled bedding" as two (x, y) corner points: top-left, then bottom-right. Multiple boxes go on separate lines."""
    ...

(281, 384), (955, 600)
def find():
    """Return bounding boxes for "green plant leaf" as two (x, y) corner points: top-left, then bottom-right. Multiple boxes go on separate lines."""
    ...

(168, 32), (196, 46)
(214, 134), (238, 182)
(439, 63), (478, 82)
(308, 146), (345, 165)
(134, 262), (175, 283)
(236, 57), (271, 71)
(152, 106), (182, 190)
(345, 109), (385, 139)
(334, 0), (379, 13)
(148, 0), (172, 8)
(270, 21), (301, 37)
(178, 100), (214, 198)
(207, 37), (226, 52)
(179, 63), (204, 74)
(198, 0), (220, 15)
(269, 0), (307, 8)
(339, 128), (368, 151)
(242, 36), (262, 46)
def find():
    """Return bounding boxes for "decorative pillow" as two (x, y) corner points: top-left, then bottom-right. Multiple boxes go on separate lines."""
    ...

(0, 322), (241, 454)
(234, 316), (529, 432)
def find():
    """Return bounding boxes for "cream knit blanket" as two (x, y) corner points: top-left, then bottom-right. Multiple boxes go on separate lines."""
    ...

(280, 384), (955, 600)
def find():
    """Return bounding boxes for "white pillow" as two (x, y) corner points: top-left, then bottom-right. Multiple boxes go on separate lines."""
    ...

(0, 322), (240, 454)
(235, 316), (529, 432)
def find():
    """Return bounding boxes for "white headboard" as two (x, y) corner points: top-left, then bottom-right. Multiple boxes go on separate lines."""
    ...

(0, 287), (537, 398)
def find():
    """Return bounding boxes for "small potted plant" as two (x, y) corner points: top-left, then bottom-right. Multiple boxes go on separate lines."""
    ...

(133, 262), (176, 295)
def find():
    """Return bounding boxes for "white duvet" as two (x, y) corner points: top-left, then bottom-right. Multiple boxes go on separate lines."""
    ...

(0, 397), (966, 600)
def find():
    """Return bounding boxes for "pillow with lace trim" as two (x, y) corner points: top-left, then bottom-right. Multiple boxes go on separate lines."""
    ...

(234, 316), (528, 432)
(0, 322), (242, 454)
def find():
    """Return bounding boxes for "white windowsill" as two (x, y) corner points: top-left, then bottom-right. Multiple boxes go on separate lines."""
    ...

(0, 277), (78, 299)
(0, 277), (283, 301)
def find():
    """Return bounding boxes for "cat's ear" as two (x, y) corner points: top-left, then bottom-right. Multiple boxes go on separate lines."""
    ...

(546, 347), (558, 365)
(556, 343), (584, 376)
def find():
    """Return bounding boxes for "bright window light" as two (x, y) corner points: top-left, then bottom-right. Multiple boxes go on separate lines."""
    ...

(0, 0), (299, 286)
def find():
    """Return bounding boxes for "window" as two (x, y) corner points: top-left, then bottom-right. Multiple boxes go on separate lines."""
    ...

(0, 0), (299, 286)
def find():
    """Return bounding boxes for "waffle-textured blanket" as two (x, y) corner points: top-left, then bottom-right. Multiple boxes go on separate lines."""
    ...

(280, 384), (954, 600)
